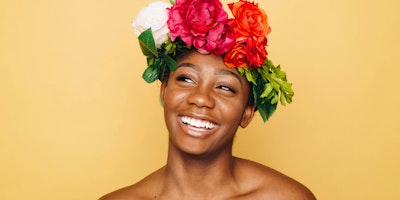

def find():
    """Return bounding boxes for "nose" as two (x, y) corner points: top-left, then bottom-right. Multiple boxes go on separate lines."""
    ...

(187, 85), (215, 108)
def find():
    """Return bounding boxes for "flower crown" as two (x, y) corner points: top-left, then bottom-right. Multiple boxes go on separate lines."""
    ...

(132, 0), (294, 122)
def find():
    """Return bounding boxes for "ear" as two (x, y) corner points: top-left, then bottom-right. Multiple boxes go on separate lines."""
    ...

(240, 104), (256, 128)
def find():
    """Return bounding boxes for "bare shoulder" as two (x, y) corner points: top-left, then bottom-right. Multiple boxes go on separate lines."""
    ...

(235, 158), (316, 200)
(99, 168), (164, 200)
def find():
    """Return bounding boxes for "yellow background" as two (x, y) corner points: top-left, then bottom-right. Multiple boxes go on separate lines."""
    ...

(1, 0), (399, 199)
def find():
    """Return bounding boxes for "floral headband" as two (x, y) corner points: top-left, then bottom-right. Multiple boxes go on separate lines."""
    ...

(132, 0), (294, 122)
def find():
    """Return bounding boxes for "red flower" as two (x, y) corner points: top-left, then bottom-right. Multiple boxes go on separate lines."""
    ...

(224, 0), (270, 69)
(245, 36), (268, 68)
(167, 0), (234, 54)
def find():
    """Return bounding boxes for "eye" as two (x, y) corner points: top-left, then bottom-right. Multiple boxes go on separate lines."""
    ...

(217, 85), (236, 93)
(176, 75), (194, 83)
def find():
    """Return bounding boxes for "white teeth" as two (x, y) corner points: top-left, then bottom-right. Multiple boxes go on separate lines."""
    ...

(181, 116), (215, 130)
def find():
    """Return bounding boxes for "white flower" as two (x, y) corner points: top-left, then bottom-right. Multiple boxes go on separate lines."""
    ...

(132, 1), (171, 48)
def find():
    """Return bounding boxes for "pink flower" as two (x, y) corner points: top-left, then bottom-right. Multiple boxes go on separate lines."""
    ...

(167, 0), (192, 44)
(167, 0), (234, 54)
(194, 23), (235, 54)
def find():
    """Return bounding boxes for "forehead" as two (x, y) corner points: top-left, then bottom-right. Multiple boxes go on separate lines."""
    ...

(176, 51), (245, 80)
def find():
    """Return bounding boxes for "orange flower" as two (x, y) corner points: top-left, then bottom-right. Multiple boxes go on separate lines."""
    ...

(224, 43), (248, 69)
(228, 0), (271, 38)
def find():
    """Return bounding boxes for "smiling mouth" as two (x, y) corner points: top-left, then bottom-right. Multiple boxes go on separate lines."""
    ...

(180, 116), (216, 130)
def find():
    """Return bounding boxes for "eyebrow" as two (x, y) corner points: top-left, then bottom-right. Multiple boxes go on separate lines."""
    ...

(177, 62), (201, 71)
(214, 68), (242, 85)
(177, 62), (242, 85)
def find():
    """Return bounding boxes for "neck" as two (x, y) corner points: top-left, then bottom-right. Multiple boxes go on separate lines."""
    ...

(162, 142), (238, 197)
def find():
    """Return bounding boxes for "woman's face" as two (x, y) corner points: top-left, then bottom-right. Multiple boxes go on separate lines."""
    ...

(160, 51), (255, 156)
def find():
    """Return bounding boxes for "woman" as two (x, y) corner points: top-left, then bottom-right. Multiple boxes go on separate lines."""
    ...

(100, 0), (316, 199)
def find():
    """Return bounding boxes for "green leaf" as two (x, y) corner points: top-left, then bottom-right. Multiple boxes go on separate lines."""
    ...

(257, 103), (277, 122)
(269, 76), (280, 91)
(146, 57), (154, 67)
(280, 82), (294, 94)
(267, 104), (277, 119)
(267, 90), (276, 100)
(161, 54), (177, 71)
(238, 67), (244, 75)
(257, 66), (268, 81)
(260, 83), (273, 98)
(270, 94), (279, 104)
(165, 40), (175, 53)
(170, 0), (175, 5)
(258, 106), (269, 122)
(280, 87), (294, 105)
(239, 67), (257, 85)
(138, 28), (158, 57)
(142, 65), (159, 83)
(280, 93), (287, 106)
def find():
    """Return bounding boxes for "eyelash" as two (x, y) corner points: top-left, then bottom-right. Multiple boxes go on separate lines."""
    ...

(176, 75), (236, 94)
(176, 75), (193, 83)
(217, 85), (236, 93)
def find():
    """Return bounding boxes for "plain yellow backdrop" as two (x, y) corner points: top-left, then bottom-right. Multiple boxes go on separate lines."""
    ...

(1, 0), (399, 199)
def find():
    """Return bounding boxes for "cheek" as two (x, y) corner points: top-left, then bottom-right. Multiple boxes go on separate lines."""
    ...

(217, 98), (247, 122)
(162, 89), (180, 132)
(162, 86), (187, 109)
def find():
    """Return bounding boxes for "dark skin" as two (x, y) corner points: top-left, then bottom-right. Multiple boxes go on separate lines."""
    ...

(100, 51), (316, 200)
